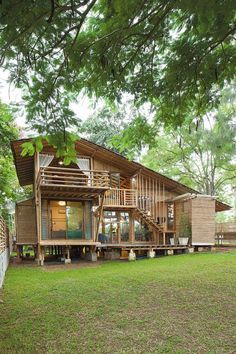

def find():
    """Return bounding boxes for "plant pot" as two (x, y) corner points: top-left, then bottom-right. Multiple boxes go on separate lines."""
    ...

(170, 238), (175, 245)
(179, 237), (189, 246)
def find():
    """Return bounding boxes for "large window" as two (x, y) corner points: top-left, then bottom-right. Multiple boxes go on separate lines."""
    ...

(98, 211), (130, 244)
(48, 200), (92, 240)
(101, 211), (118, 244)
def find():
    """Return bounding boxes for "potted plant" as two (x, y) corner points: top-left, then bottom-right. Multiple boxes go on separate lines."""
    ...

(179, 215), (191, 245)
(170, 237), (175, 245)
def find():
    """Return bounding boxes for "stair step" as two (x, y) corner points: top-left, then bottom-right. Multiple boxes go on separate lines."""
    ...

(135, 208), (164, 232)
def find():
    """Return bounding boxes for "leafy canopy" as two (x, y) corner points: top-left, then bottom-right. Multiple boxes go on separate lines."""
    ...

(0, 0), (235, 140)
(141, 85), (236, 199)
(81, 105), (134, 150)
(0, 101), (31, 220)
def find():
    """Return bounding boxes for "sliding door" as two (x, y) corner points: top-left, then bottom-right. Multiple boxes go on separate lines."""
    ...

(49, 200), (92, 240)
(66, 202), (83, 239)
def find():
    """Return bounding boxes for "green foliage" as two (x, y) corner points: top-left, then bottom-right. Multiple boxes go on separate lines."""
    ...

(112, 115), (156, 159)
(21, 132), (79, 165)
(141, 85), (236, 199)
(0, 0), (235, 139)
(0, 101), (18, 155)
(81, 106), (128, 150)
(0, 101), (31, 219)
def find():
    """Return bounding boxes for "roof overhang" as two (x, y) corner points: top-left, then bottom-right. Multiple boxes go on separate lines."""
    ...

(11, 137), (231, 213)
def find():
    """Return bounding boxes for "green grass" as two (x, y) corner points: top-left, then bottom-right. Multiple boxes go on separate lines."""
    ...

(0, 252), (236, 354)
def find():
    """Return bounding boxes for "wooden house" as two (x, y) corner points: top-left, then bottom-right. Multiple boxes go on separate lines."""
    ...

(11, 138), (230, 264)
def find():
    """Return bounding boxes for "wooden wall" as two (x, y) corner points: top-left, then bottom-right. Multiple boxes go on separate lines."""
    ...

(93, 157), (124, 174)
(16, 199), (37, 244)
(191, 197), (216, 245)
(175, 196), (215, 245)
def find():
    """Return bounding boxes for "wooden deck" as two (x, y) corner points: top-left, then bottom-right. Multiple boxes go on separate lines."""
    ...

(99, 243), (189, 250)
(102, 189), (138, 208)
(38, 240), (189, 251)
(40, 240), (101, 246)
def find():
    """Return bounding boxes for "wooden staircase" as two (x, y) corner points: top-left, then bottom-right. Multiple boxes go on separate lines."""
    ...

(135, 208), (164, 233)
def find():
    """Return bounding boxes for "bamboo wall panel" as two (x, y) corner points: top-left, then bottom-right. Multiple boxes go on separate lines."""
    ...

(93, 158), (124, 174)
(191, 198), (215, 244)
(0, 218), (9, 254)
(175, 200), (191, 237)
(136, 173), (168, 228)
(16, 199), (37, 244)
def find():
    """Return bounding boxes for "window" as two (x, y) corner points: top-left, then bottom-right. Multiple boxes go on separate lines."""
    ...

(167, 203), (174, 229)
(120, 212), (129, 242)
(135, 220), (153, 242)
(48, 200), (92, 240)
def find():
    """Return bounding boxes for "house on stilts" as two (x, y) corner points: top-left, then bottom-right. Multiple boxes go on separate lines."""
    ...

(11, 138), (230, 264)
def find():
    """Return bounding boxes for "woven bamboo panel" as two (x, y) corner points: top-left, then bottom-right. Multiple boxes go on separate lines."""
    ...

(0, 218), (7, 254)
(16, 199), (37, 244)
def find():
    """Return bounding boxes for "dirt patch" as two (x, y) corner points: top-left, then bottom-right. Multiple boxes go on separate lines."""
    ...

(213, 246), (236, 253)
(42, 260), (103, 271)
(9, 257), (105, 270)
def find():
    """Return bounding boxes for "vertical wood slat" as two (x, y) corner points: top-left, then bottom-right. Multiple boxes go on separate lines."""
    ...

(163, 182), (165, 226)
(149, 176), (151, 214)
(145, 177), (147, 211)
(141, 175), (143, 209)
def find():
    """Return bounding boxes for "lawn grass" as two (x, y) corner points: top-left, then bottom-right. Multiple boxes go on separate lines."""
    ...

(0, 252), (236, 353)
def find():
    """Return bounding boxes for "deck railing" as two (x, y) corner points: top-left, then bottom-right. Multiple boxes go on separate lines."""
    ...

(102, 189), (138, 207)
(37, 166), (111, 189)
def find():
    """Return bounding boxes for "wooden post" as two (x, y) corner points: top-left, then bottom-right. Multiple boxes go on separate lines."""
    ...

(67, 246), (70, 260)
(95, 192), (105, 242)
(16, 245), (21, 261)
(163, 232), (166, 246)
(155, 179), (157, 221)
(158, 181), (160, 222)
(34, 151), (42, 264)
(163, 182), (165, 227)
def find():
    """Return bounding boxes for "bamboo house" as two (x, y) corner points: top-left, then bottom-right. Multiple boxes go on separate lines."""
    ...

(11, 138), (230, 264)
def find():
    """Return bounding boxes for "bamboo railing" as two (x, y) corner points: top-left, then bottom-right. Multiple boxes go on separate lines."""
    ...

(101, 189), (138, 207)
(216, 222), (236, 234)
(37, 166), (111, 189)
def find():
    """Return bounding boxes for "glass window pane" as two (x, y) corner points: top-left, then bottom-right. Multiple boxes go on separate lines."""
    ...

(50, 200), (66, 239)
(66, 202), (83, 239)
(84, 201), (92, 240)
(135, 220), (153, 242)
(120, 212), (129, 242)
